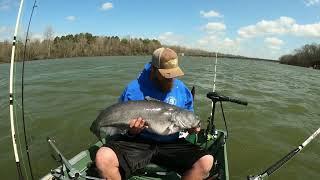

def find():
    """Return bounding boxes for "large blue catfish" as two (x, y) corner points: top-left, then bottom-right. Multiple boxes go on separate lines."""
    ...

(90, 100), (200, 139)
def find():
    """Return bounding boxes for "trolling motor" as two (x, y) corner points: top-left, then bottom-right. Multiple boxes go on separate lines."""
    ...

(205, 91), (248, 138)
(207, 92), (248, 106)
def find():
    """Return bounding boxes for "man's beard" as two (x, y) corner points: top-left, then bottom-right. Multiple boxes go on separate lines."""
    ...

(150, 68), (174, 92)
(158, 79), (173, 92)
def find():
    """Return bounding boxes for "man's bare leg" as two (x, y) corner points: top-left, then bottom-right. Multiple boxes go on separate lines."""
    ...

(182, 155), (214, 180)
(95, 118), (145, 180)
(95, 147), (121, 180)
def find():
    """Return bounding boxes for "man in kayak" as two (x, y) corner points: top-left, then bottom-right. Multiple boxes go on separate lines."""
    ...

(95, 47), (214, 180)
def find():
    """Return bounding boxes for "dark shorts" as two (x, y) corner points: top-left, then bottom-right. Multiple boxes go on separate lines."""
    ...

(104, 136), (210, 179)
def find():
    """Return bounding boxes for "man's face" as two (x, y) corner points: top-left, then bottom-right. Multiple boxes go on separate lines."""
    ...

(153, 68), (174, 92)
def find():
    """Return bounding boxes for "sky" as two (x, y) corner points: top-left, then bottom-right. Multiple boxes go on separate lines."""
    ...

(1, 0), (320, 60)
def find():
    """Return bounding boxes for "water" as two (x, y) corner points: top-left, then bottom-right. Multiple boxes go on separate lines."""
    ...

(0, 56), (319, 179)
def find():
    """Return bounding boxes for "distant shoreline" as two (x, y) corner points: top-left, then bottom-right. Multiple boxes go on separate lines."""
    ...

(0, 33), (276, 64)
(187, 55), (277, 62)
(0, 54), (277, 65)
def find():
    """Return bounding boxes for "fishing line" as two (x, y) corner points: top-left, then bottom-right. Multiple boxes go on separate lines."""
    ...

(14, 99), (37, 124)
(21, 0), (38, 179)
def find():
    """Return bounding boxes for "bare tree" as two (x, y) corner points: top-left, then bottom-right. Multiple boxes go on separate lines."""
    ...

(43, 26), (54, 58)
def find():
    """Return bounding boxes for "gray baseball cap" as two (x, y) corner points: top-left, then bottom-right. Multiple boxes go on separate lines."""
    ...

(151, 47), (184, 79)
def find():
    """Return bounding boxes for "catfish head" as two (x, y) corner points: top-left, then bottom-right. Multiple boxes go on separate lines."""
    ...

(172, 109), (200, 130)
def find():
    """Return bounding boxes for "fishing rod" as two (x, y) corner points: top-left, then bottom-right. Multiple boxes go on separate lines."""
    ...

(47, 138), (80, 179)
(205, 52), (248, 143)
(247, 127), (320, 180)
(21, 0), (38, 179)
(206, 52), (219, 137)
(9, 0), (25, 179)
(47, 137), (105, 180)
(212, 52), (218, 93)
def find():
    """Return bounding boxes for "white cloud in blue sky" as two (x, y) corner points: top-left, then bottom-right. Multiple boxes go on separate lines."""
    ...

(1, 0), (320, 60)
(0, 26), (12, 40)
(0, 0), (10, 10)
(101, 2), (113, 11)
(304, 0), (320, 6)
(65, 16), (76, 21)
(204, 22), (226, 33)
(158, 32), (185, 45)
(200, 10), (223, 18)
(264, 37), (284, 50)
(238, 16), (320, 38)
(0, 0), (19, 11)
(0, 26), (9, 34)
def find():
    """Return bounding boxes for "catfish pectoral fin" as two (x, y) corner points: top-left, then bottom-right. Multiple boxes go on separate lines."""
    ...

(99, 127), (126, 139)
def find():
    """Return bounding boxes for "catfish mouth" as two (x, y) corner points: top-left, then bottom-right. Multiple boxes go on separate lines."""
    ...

(191, 115), (201, 128)
(193, 121), (201, 128)
(172, 112), (199, 129)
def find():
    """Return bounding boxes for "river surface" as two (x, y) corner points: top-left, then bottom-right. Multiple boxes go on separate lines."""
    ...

(0, 56), (319, 179)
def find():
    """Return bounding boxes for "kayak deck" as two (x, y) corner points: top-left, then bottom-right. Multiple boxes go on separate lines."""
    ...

(41, 130), (229, 180)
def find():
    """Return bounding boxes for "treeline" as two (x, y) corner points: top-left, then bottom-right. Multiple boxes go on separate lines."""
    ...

(279, 43), (320, 69)
(0, 32), (265, 63)
(0, 33), (163, 63)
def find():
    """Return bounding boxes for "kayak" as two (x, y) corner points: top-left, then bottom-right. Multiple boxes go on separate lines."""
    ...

(41, 129), (229, 180)
(41, 91), (249, 180)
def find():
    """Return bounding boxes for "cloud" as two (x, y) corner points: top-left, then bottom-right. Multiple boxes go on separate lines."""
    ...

(223, 38), (237, 47)
(204, 22), (226, 33)
(196, 35), (242, 55)
(304, 0), (320, 6)
(264, 37), (284, 50)
(65, 16), (76, 21)
(157, 32), (184, 45)
(291, 23), (320, 37)
(30, 33), (44, 41)
(200, 10), (223, 18)
(0, 26), (12, 41)
(0, 26), (7, 33)
(238, 16), (320, 38)
(101, 2), (113, 11)
(0, 0), (10, 10)
(238, 16), (294, 38)
(197, 39), (208, 46)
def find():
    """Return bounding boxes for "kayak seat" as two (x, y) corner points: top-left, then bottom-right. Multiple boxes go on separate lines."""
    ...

(133, 163), (181, 179)
(90, 135), (201, 179)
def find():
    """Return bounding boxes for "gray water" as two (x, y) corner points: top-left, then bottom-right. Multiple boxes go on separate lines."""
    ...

(0, 56), (319, 179)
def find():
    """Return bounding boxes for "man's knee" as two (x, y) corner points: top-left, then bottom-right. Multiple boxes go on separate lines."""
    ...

(95, 147), (119, 168)
(195, 155), (214, 174)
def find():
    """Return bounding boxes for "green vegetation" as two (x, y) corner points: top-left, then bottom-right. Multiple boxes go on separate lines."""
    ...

(0, 31), (273, 63)
(279, 43), (320, 69)
(0, 33), (162, 63)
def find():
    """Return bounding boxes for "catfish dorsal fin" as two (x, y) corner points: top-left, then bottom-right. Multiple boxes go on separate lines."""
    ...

(144, 96), (160, 101)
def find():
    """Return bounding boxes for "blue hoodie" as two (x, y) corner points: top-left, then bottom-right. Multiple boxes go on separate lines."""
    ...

(119, 62), (194, 142)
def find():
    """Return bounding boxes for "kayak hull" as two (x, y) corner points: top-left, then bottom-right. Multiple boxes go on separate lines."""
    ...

(41, 130), (229, 180)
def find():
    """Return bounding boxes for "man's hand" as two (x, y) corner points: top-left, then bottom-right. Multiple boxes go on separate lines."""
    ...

(187, 127), (201, 134)
(128, 117), (148, 135)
